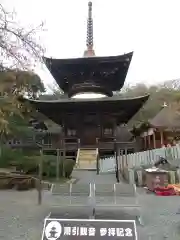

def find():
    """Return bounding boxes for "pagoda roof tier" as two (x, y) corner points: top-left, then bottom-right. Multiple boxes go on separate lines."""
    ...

(43, 52), (133, 95)
(24, 94), (149, 126)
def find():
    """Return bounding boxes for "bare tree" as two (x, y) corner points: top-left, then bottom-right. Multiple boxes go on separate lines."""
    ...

(0, 3), (44, 70)
(0, 4), (45, 135)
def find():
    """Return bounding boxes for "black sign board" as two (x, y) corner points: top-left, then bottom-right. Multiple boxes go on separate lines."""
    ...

(41, 218), (138, 240)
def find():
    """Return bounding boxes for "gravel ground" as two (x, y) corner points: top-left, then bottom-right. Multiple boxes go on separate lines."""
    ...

(137, 191), (180, 239)
(0, 189), (180, 240)
(0, 172), (180, 239)
(0, 190), (48, 240)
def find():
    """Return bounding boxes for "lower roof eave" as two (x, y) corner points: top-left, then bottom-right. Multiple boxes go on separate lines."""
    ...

(21, 94), (150, 126)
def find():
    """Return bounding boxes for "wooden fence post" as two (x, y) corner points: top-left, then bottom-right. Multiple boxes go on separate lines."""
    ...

(56, 149), (60, 181)
(38, 148), (43, 205)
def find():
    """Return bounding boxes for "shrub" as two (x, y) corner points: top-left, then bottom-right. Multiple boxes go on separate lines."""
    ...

(64, 159), (75, 178)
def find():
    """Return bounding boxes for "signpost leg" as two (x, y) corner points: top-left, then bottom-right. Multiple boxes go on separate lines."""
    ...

(89, 208), (95, 219)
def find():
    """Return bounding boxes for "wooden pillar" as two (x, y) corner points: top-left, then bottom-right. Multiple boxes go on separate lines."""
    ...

(144, 135), (147, 150)
(119, 148), (125, 173)
(115, 142), (120, 182)
(160, 130), (164, 146)
(153, 132), (156, 149)
(125, 148), (128, 167)
(96, 137), (99, 147)
(78, 138), (80, 149)
(38, 148), (43, 205)
(59, 150), (62, 177)
(148, 135), (151, 149)
(117, 147), (121, 172)
(96, 136), (99, 175)
(96, 151), (100, 175)
(101, 125), (103, 139)
(63, 141), (66, 177)
(56, 149), (60, 181)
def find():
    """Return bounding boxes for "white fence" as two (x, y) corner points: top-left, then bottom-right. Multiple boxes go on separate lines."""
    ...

(100, 157), (116, 173)
(119, 144), (180, 168)
(99, 145), (180, 172)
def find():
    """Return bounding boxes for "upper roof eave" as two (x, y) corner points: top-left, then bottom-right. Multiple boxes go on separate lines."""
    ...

(43, 52), (133, 67)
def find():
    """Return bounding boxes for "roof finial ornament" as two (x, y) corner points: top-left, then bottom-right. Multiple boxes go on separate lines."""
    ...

(84, 1), (95, 57)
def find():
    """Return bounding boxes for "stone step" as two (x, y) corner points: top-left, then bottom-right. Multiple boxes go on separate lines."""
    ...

(78, 160), (96, 164)
(115, 183), (136, 197)
(51, 183), (136, 199)
(52, 184), (70, 196)
(78, 159), (96, 162)
(79, 154), (97, 157)
(94, 184), (115, 196)
(79, 151), (97, 155)
(79, 153), (97, 157)
(79, 153), (97, 156)
(51, 183), (91, 196)
(78, 163), (96, 169)
(79, 150), (96, 152)
(79, 149), (96, 151)
(76, 148), (98, 170)
(78, 160), (96, 163)
(79, 151), (97, 157)
(78, 158), (96, 161)
(71, 184), (90, 196)
(78, 166), (96, 170)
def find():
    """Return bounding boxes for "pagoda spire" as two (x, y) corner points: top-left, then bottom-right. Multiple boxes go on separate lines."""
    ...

(84, 1), (95, 57)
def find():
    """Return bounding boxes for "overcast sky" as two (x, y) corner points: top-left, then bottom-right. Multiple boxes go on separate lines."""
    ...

(3, 0), (180, 89)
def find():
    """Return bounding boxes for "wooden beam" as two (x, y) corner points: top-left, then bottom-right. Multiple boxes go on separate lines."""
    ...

(38, 148), (43, 205)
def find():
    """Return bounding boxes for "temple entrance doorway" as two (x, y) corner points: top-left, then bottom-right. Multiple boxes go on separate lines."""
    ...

(80, 124), (99, 146)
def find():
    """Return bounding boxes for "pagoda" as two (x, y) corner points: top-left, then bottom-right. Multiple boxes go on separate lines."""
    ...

(24, 2), (149, 172)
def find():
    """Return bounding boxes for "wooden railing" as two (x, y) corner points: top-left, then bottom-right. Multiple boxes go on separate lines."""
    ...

(41, 138), (80, 149)
(6, 136), (136, 151)
(6, 137), (80, 150)
(96, 137), (115, 150)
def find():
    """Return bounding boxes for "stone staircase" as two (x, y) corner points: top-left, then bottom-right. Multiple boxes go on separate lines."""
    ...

(76, 148), (98, 170)
(48, 183), (142, 223)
